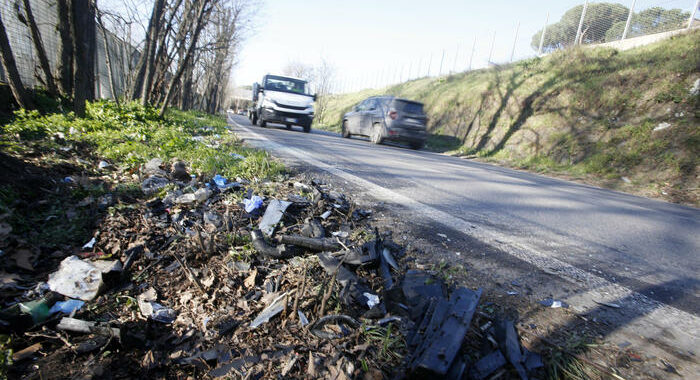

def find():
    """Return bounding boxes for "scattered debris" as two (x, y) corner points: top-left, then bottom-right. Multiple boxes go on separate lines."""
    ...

(48, 299), (85, 315)
(137, 287), (177, 323)
(244, 195), (264, 213)
(250, 292), (290, 328)
(539, 298), (569, 309)
(47, 256), (104, 301)
(653, 122), (671, 132)
(259, 200), (291, 236)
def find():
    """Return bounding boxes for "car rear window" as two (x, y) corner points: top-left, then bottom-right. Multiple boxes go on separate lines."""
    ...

(394, 100), (424, 115)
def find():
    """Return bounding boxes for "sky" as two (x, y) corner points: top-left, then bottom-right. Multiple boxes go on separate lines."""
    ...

(232, 0), (696, 92)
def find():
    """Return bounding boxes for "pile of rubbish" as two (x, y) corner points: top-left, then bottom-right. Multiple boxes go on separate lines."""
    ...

(1, 158), (544, 379)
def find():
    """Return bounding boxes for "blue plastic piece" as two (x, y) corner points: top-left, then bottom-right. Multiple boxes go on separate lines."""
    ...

(213, 174), (227, 188)
(49, 299), (85, 315)
(244, 195), (263, 213)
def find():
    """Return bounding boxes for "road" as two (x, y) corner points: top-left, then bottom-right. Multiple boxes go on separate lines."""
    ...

(228, 113), (699, 351)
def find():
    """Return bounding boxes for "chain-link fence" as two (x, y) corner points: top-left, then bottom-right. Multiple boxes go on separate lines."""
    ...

(332, 0), (699, 94)
(0, 0), (137, 98)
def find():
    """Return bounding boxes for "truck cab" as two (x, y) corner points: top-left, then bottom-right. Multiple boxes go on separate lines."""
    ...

(251, 74), (316, 133)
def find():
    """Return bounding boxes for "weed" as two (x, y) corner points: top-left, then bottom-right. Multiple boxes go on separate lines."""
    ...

(0, 334), (11, 379)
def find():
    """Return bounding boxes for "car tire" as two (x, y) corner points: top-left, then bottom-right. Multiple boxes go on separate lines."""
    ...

(370, 124), (384, 145)
(251, 113), (258, 125)
(286, 124), (292, 130)
(341, 121), (350, 138)
(257, 116), (266, 128)
(410, 142), (425, 150)
(303, 124), (311, 133)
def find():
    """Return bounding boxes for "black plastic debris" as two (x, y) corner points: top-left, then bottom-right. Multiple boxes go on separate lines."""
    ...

(316, 252), (372, 306)
(277, 234), (342, 252)
(495, 319), (528, 380)
(407, 287), (482, 376)
(251, 229), (290, 259)
(468, 350), (507, 380)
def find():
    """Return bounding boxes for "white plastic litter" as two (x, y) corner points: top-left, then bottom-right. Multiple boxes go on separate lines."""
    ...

(244, 195), (264, 213)
(47, 256), (103, 301)
(82, 237), (96, 250)
(250, 292), (288, 328)
(320, 210), (332, 219)
(363, 292), (380, 308)
(259, 200), (292, 236)
(138, 287), (177, 323)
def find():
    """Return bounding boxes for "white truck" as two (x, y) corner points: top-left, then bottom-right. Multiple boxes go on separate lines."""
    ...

(250, 74), (316, 133)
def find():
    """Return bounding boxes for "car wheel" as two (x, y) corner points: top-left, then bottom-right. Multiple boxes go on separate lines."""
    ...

(410, 142), (425, 150)
(286, 124), (292, 130)
(303, 124), (311, 133)
(370, 124), (384, 144)
(341, 121), (350, 138)
(257, 116), (266, 128)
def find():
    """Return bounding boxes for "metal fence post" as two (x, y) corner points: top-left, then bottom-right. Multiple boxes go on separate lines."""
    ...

(438, 49), (445, 76)
(621, 0), (636, 40)
(538, 12), (549, 55)
(688, 0), (699, 29)
(468, 36), (476, 70)
(487, 31), (496, 64)
(575, 0), (589, 45)
(510, 21), (520, 62)
(427, 52), (432, 77)
(453, 44), (459, 73)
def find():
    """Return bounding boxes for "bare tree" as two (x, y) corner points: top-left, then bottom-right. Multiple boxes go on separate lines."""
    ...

(312, 58), (335, 125)
(0, 11), (33, 109)
(158, 0), (215, 116)
(73, 0), (97, 116)
(282, 61), (314, 80)
(96, 8), (119, 105)
(20, 0), (58, 95)
(56, 0), (73, 98)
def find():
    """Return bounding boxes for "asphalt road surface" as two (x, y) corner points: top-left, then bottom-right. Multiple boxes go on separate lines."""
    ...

(228, 114), (699, 340)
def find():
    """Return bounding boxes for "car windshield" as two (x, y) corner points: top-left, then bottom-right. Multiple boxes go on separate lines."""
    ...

(394, 100), (424, 115)
(264, 76), (310, 95)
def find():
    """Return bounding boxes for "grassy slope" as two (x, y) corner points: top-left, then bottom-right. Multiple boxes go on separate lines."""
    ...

(317, 30), (699, 205)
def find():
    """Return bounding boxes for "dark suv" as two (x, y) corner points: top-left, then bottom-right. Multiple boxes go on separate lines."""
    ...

(342, 96), (427, 149)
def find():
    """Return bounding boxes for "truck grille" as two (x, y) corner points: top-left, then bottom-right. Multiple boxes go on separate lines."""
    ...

(274, 101), (306, 111)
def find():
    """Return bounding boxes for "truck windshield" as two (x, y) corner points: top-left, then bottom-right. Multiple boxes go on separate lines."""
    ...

(264, 76), (310, 95)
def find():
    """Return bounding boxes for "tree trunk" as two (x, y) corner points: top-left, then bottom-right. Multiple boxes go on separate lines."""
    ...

(72, 0), (96, 116)
(159, 0), (212, 117)
(22, 0), (58, 95)
(140, 0), (166, 105)
(0, 11), (33, 109)
(56, 0), (74, 98)
(96, 12), (119, 106)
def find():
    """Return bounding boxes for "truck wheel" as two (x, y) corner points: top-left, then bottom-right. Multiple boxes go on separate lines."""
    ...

(370, 124), (384, 144)
(257, 116), (266, 128)
(303, 124), (311, 133)
(251, 113), (258, 125)
(341, 121), (350, 138)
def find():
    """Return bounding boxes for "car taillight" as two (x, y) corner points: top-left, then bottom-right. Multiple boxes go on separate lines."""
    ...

(388, 109), (398, 120)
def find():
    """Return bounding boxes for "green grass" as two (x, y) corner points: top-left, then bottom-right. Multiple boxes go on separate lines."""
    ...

(0, 101), (285, 248)
(1, 101), (284, 180)
(318, 30), (700, 204)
